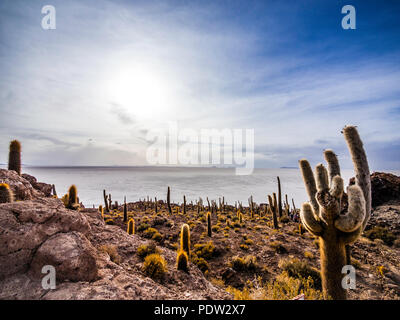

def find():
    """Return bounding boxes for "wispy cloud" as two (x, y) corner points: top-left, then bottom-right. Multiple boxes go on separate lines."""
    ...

(0, 0), (399, 169)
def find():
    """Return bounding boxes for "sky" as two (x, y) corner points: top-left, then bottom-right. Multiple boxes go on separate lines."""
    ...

(0, 0), (399, 170)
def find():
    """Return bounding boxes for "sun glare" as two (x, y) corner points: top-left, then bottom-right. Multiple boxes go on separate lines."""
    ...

(107, 64), (171, 120)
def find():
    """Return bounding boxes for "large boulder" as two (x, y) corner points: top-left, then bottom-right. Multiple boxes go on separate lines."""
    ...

(30, 232), (98, 282)
(349, 172), (400, 207)
(0, 197), (91, 279)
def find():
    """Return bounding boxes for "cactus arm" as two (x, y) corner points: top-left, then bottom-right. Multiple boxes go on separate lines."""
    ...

(335, 185), (366, 233)
(342, 126), (371, 230)
(330, 175), (344, 199)
(323, 149), (341, 182)
(299, 159), (319, 217)
(300, 203), (324, 235)
(316, 164), (329, 191)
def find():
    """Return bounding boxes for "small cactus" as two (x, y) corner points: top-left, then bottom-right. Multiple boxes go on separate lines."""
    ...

(99, 205), (104, 218)
(127, 218), (135, 235)
(8, 140), (22, 175)
(176, 250), (189, 272)
(0, 183), (13, 203)
(299, 126), (371, 300)
(180, 223), (191, 257)
(66, 185), (79, 210)
(207, 211), (212, 237)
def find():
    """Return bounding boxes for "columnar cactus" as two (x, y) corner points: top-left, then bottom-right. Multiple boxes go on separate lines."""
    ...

(0, 183), (13, 203)
(299, 126), (371, 300)
(207, 211), (212, 237)
(167, 186), (172, 214)
(123, 196), (128, 222)
(180, 224), (191, 257)
(8, 140), (22, 175)
(103, 189), (109, 212)
(52, 184), (57, 197)
(127, 218), (135, 235)
(183, 195), (186, 215)
(277, 176), (282, 218)
(67, 185), (79, 210)
(99, 205), (104, 219)
(176, 250), (189, 272)
(268, 195), (279, 229)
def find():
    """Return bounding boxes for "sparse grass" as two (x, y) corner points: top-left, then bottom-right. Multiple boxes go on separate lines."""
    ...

(143, 253), (167, 279)
(269, 241), (287, 254)
(364, 226), (396, 246)
(227, 272), (324, 300)
(278, 258), (321, 289)
(99, 244), (121, 264)
(229, 255), (258, 272)
(137, 243), (159, 260)
(193, 241), (216, 260)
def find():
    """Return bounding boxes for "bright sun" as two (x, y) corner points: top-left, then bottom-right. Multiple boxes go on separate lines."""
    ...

(107, 64), (171, 120)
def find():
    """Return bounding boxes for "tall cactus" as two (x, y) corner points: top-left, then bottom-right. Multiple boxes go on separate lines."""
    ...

(277, 176), (282, 218)
(183, 195), (186, 215)
(8, 140), (22, 175)
(268, 195), (278, 229)
(180, 224), (191, 257)
(299, 126), (371, 300)
(0, 183), (13, 203)
(123, 196), (128, 222)
(103, 190), (109, 212)
(167, 186), (172, 214)
(207, 211), (212, 237)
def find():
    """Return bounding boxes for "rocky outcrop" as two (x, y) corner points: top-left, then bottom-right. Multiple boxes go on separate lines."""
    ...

(0, 197), (91, 280)
(22, 173), (53, 197)
(350, 172), (400, 207)
(0, 169), (230, 300)
(0, 169), (41, 200)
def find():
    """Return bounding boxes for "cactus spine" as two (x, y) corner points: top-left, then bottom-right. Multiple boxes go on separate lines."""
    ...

(127, 218), (135, 235)
(176, 250), (189, 272)
(167, 186), (172, 214)
(67, 185), (79, 210)
(8, 140), (21, 175)
(123, 196), (128, 222)
(0, 183), (13, 203)
(180, 224), (191, 257)
(207, 211), (212, 237)
(299, 126), (371, 300)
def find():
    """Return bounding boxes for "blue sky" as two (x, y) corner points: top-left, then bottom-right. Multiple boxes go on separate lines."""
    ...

(0, 0), (399, 170)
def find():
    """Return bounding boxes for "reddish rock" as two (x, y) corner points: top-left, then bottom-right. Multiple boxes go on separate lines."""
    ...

(30, 232), (98, 282)
(349, 172), (400, 207)
(22, 173), (53, 197)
